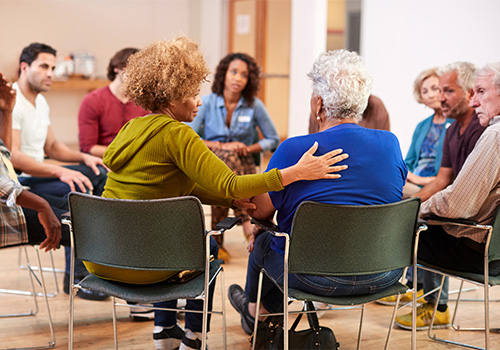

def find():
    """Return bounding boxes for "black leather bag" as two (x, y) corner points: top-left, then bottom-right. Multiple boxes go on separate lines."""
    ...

(251, 301), (340, 350)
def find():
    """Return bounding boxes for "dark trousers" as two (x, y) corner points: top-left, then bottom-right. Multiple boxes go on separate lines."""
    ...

(153, 237), (219, 333)
(19, 164), (107, 198)
(418, 225), (500, 304)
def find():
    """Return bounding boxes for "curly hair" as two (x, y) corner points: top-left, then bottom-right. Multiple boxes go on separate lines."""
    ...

(122, 37), (210, 112)
(308, 50), (373, 122)
(107, 47), (139, 81)
(413, 67), (439, 104)
(211, 53), (261, 105)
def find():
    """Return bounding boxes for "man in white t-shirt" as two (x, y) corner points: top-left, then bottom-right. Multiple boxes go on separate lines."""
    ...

(11, 43), (107, 197)
(10, 43), (108, 301)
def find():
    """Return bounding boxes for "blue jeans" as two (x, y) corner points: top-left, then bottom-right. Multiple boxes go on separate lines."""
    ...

(154, 236), (219, 333)
(245, 232), (404, 313)
(19, 164), (107, 198)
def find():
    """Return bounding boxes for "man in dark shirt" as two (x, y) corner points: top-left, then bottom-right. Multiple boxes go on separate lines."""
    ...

(414, 62), (485, 201)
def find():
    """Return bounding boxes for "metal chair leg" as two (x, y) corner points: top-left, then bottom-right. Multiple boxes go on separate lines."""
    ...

(112, 296), (118, 350)
(0, 246), (39, 318)
(385, 293), (402, 349)
(0, 246), (56, 349)
(220, 268), (227, 350)
(17, 246), (61, 297)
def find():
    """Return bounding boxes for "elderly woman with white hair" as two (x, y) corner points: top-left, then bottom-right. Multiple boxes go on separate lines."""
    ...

(228, 49), (408, 335)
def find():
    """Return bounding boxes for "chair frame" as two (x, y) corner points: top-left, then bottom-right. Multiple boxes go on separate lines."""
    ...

(0, 245), (56, 349)
(63, 193), (234, 350)
(17, 247), (62, 297)
(418, 214), (500, 350)
(251, 198), (426, 350)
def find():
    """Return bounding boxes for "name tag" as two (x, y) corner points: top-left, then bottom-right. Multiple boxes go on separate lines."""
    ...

(239, 115), (251, 123)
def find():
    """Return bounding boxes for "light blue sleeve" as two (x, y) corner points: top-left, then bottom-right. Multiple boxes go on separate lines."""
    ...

(252, 98), (280, 152)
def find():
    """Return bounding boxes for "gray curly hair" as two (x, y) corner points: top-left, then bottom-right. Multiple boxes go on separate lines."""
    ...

(307, 49), (373, 122)
(437, 62), (476, 94)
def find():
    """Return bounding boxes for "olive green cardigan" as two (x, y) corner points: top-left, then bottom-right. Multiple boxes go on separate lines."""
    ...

(88, 114), (283, 284)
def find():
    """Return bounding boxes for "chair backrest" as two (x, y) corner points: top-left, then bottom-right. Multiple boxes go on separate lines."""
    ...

(68, 193), (206, 271)
(487, 205), (500, 263)
(288, 197), (421, 276)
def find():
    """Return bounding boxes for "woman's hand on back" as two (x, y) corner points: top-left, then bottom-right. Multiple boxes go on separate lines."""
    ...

(279, 142), (349, 186)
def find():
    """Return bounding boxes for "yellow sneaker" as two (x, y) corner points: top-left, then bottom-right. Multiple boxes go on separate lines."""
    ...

(218, 246), (231, 263)
(377, 289), (424, 306)
(395, 303), (450, 331)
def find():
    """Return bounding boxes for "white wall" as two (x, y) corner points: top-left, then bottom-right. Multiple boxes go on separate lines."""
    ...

(361, 0), (500, 155)
(0, 0), (227, 145)
(288, 0), (327, 137)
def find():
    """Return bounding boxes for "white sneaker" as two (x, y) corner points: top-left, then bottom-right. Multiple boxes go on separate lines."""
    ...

(129, 304), (155, 321)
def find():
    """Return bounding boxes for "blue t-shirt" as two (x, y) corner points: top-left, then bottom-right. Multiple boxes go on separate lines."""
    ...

(267, 123), (407, 254)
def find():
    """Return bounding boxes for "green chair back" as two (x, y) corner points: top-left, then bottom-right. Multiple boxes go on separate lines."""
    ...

(487, 206), (500, 263)
(288, 197), (421, 276)
(68, 193), (206, 272)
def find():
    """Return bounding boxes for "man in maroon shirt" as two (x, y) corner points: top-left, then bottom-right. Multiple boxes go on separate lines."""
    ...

(78, 48), (148, 157)
(414, 62), (486, 201)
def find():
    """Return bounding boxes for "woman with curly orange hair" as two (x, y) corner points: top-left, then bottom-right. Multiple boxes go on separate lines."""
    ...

(188, 53), (280, 258)
(98, 37), (347, 350)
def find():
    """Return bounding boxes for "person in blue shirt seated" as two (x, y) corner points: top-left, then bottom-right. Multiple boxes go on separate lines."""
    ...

(227, 49), (408, 335)
(187, 53), (280, 260)
(404, 68), (454, 197)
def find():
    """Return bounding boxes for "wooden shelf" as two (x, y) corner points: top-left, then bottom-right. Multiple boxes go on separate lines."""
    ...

(51, 77), (108, 91)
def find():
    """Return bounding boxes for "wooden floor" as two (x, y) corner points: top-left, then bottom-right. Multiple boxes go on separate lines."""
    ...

(1, 216), (500, 349)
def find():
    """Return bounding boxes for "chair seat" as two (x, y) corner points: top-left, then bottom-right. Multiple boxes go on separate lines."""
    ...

(418, 260), (500, 287)
(79, 260), (223, 303)
(288, 281), (409, 306)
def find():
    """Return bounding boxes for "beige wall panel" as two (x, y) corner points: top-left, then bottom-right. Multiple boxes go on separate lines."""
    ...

(0, 0), (200, 145)
(327, 0), (346, 30)
(232, 0), (256, 57)
(265, 0), (291, 74)
(264, 78), (290, 139)
(263, 0), (291, 138)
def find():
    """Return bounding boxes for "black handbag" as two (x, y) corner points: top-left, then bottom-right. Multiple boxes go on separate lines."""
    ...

(251, 301), (340, 350)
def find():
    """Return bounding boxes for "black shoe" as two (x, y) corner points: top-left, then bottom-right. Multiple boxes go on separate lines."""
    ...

(63, 273), (109, 301)
(228, 284), (256, 335)
(180, 335), (202, 350)
(153, 324), (185, 350)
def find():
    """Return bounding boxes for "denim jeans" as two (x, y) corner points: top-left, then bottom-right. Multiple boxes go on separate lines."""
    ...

(154, 236), (219, 333)
(19, 164), (107, 197)
(245, 232), (404, 313)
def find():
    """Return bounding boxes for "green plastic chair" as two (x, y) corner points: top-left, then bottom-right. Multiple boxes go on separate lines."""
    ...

(63, 193), (231, 350)
(418, 208), (500, 350)
(252, 198), (426, 350)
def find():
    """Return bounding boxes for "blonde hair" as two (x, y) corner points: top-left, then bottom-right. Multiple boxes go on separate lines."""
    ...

(413, 68), (439, 104)
(122, 36), (210, 112)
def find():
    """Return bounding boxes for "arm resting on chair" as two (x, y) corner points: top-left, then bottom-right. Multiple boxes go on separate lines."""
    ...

(420, 214), (478, 227)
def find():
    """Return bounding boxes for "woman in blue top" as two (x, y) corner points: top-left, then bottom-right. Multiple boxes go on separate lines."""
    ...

(404, 68), (453, 197)
(188, 53), (280, 258)
(227, 50), (408, 334)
